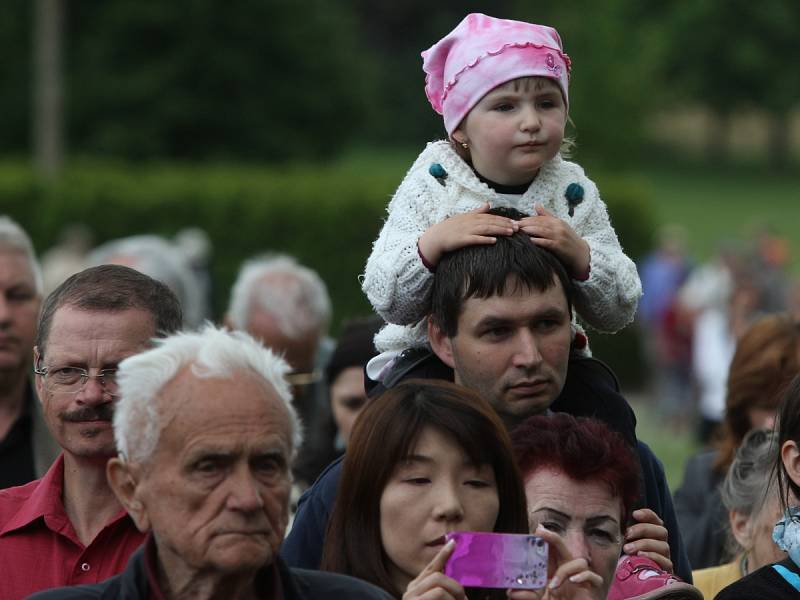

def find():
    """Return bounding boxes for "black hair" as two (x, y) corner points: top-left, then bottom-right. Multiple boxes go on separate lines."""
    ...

(430, 206), (574, 337)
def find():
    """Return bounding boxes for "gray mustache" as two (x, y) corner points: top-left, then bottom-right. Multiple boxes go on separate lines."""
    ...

(62, 404), (114, 422)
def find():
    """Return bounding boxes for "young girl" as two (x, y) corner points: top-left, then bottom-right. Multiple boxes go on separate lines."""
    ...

(362, 13), (641, 359)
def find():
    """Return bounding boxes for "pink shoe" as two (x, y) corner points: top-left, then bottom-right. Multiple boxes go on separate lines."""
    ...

(606, 555), (703, 600)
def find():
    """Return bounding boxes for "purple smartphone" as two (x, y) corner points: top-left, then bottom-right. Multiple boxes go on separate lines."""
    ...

(444, 531), (548, 589)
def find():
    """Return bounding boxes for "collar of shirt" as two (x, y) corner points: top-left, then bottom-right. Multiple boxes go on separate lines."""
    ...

(0, 453), (130, 542)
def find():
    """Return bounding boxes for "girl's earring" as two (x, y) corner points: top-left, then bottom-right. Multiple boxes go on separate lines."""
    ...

(460, 141), (469, 150)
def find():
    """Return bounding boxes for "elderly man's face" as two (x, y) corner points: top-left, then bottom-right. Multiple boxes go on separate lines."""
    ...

(130, 369), (293, 575)
(430, 275), (572, 418)
(0, 249), (40, 375)
(35, 306), (155, 458)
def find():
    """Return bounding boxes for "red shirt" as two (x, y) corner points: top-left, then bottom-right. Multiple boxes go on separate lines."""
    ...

(0, 454), (145, 599)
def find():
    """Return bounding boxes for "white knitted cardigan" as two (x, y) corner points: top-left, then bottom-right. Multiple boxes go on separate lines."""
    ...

(362, 141), (642, 352)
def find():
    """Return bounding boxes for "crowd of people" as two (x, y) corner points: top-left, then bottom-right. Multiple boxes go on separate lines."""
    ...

(0, 11), (798, 600)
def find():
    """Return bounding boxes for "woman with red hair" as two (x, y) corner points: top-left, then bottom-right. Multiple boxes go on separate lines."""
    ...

(511, 414), (702, 600)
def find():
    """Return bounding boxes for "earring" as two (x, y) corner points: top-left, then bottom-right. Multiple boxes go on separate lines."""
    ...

(460, 141), (469, 150)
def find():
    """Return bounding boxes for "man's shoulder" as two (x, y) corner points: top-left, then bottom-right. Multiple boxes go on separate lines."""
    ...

(0, 477), (42, 527)
(288, 567), (393, 599)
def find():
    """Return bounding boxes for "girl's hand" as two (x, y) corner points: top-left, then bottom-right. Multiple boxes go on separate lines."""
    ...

(518, 205), (590, 280)
(403, 540), (467, 600)
(622, 508), (672, 573)
(507, 525), (603, 600)
(418, 203), (518, 268)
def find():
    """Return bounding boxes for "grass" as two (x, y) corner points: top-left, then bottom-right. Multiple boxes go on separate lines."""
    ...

(627, 397), (701, 492)
(628, 163), (800, 266)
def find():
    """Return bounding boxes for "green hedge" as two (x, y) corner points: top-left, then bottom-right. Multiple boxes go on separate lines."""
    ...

(0, 157), (655, 385)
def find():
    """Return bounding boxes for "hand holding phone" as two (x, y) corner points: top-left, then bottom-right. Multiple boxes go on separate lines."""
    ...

(444, 531), (548, 590)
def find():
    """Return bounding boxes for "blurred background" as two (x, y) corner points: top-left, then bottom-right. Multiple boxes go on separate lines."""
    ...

(3, 0), (800, 484)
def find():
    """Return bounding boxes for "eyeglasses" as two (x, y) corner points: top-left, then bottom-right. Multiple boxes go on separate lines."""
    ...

(285, 369), (322, 388)
(34, 363), (119, 397)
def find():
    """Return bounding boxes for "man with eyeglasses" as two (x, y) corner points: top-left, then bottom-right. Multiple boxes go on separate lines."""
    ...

(225, 254), (337, 488)
(0, 264), (182, 599)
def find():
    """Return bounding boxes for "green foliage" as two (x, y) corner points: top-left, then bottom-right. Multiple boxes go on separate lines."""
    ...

(0, 158), (655, 346)
(61, 0), (371, 160)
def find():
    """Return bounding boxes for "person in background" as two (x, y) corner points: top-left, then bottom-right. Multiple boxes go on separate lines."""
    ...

(675, 313), (800, 569)
(225, 253), (335, 487)
(29, 325), (392, 600)
(694, 429), (787, 598)
(0, 216), (59, 489)
(715, 374), (800, 599)
(89, 234), (209, 329)
(325, 315), (382, 451)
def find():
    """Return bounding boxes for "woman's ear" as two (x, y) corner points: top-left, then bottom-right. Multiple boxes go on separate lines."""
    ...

(782, 440), (800, 489)
(728, 509), (753, 550)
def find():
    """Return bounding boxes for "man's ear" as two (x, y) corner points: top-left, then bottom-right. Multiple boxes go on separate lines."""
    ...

(428, 318), (456, 369)
(782, 440), (800, 489)
(107, 457), (150, 533)
(728, 509), (752, 550)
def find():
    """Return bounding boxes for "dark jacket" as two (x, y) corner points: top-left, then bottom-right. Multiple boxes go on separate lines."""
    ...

(673, 449), (728, 569)
(282, 352), (693, 583)
(29, 544), (393, 600)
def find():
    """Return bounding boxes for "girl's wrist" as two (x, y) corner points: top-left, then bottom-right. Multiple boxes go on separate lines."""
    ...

(417, 239), (437, 272)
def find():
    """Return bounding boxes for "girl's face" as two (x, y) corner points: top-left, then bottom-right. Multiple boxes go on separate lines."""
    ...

(453, 77), (566, 186)
(525, 468), (623, 600)
(379, 426), (500, 592)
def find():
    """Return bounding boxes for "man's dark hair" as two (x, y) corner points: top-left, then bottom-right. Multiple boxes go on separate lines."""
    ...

(430, 206), (574, 337)
(36, 264), (183, 357)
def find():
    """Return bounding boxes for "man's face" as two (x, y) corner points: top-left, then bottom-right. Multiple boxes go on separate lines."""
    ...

(130, 370), (293, 576)
(430, 276), (571, 417)
(0, 250), (40, 375)
(35, 306), (155, 459)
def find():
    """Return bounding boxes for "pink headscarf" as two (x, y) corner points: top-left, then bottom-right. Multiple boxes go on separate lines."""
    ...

(422, 13), (571, 136)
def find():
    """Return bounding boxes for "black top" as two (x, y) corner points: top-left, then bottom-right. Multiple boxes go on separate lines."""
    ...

(0, 382), (36, 489)
(673, 449), (728, 569)
(29, 542), (393, 600)
(714, 557), (800, 599)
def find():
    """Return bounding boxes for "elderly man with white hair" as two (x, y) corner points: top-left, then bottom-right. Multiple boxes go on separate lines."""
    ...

(225, 254), (338, 487)
(0, 216), (59, 488)
(31, 325), (392, 600)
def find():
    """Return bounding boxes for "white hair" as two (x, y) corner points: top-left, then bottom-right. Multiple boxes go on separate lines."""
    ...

(113, 323), (303, 464)
(227, 254), (331, 339)
(0, 215), (43, 295)
(89, 234), (208, 328)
